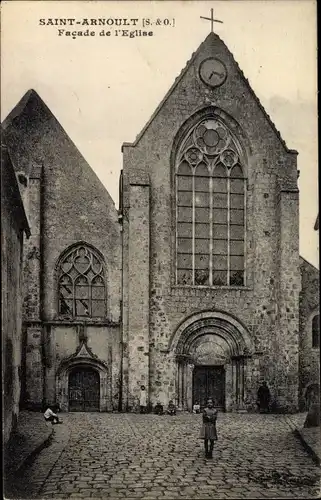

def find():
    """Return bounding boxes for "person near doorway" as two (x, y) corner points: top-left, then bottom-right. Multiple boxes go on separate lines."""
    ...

(200, 398), (218, 458)
(154, 401), (164, 415)
(44, 404), (62, 424)
(166, 400), (176, 415)
(139, 385), (147, 413)
(257, 381), (271, 413)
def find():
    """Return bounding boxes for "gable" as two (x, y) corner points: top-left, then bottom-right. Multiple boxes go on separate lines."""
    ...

(300, 256), (319, 276)
(2, 89), (117, 215)
(123, 33), (297, 158)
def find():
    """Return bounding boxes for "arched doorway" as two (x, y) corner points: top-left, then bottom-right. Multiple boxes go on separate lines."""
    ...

(170, 311), (253, 412)
(56, 345), (110, 412)
(68, 367), (100, 412)
(191, 334), (229, 409)
(193, 366), (226, 409)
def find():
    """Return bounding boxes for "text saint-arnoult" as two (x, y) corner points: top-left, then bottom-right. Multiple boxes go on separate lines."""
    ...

(39, 18), (140, 26)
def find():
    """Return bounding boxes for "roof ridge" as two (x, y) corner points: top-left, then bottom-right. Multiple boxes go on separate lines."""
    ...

(226, 46), (297, 154)
(2, 90), (118, 210)
(202, 33), (297, 154)
(122, 38), (205, 150)
(2, 89), (40, 129)
(300, 255), (319, 271)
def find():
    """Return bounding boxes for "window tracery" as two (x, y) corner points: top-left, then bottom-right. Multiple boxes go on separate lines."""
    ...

(58, 245), (106, 318)
(175, 118), (246, 287)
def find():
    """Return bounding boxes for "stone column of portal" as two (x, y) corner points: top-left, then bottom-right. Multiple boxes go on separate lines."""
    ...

(231, 357), (239, 410)
(225, 363), (233, 411)
(237, 357), (247, 412)
(176, 361), (182, 410)
(181, 362), (186, 410)
(186, 363), (194, 411)
(127, 172), (150, 411)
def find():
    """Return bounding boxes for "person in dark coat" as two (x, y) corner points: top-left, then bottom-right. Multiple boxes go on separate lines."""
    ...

(167, 400), (176, 415)
(154, 401), (164, 415)
(257, 381), (271, 413)
(199, 398), (218, 458)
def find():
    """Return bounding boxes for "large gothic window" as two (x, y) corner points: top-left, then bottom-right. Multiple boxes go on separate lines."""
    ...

(58, 245), (106, 318)
(175, 118), (246, 287)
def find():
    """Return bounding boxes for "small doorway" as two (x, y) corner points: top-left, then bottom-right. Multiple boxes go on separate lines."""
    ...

(68, 367), (100, 411)
(193, 365), (225, 410)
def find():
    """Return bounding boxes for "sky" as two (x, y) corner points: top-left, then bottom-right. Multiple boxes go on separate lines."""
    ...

(1, 0), (318, 267)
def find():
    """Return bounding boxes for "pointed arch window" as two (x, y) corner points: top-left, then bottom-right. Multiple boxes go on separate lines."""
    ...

(175, 118), (246, 287)
(58, 245), (106, 318)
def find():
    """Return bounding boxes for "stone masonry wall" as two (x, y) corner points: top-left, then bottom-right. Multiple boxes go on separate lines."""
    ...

(4, 91), (122, 325)
(2, 197), (24, 442)
(126, 178), (150, 410)
(299, 257), (320, 408)
(1, 151), (28, 443)
(274, 189), (300, 411)
(21, 166), (45, 408)
(122, 33), (299, 409)
(43, 324), (121, 410)
(22, 167), (42, 321)
(4, 91), (122, 410)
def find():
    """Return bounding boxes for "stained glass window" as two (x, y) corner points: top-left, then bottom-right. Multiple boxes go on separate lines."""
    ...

(58, 245), (106, 318)
(175, 118), (246, 287)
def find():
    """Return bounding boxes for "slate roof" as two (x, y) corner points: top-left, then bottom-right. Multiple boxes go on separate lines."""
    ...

(2, 89), (117, 211)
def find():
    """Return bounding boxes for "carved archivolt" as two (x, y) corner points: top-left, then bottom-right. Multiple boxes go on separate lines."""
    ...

(170, 310), (253, 358)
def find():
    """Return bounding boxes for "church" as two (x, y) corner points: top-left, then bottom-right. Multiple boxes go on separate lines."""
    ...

(2, 31), (319, 429)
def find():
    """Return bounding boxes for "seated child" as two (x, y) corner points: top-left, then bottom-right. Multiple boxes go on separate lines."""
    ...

(154, 401), (164, 415)
(167, 400), (176, 415)
(193, 401), (201, 414)
(44, 404), (62, 424)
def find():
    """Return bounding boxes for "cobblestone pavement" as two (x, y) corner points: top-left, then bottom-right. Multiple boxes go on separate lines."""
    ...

(10, 413), (321, 499)
(4, 411), (53, 475)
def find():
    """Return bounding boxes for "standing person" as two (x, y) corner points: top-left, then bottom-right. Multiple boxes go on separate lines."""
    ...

(139, 385), (147, 413)
(257, 381), (271, 413)
(200, 398), (218, 458)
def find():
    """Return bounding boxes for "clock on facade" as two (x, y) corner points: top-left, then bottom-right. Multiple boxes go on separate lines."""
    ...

(199, 58), (227, 88)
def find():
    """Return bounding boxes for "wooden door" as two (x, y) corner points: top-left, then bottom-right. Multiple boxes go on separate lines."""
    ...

(69, 367), (100, 412)
(193, 365), (225, 410)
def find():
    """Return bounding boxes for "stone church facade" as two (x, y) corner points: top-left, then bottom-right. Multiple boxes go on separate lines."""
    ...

(2, 33), (319, 421)
(3, 91), (122, 414)
(121, 33), (301, 413)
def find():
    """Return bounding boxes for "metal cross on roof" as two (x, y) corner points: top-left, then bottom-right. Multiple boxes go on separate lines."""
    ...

(200, 8), (223, 33)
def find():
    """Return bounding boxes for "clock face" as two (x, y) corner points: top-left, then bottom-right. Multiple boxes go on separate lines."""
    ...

(199, 58), (227, 88)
